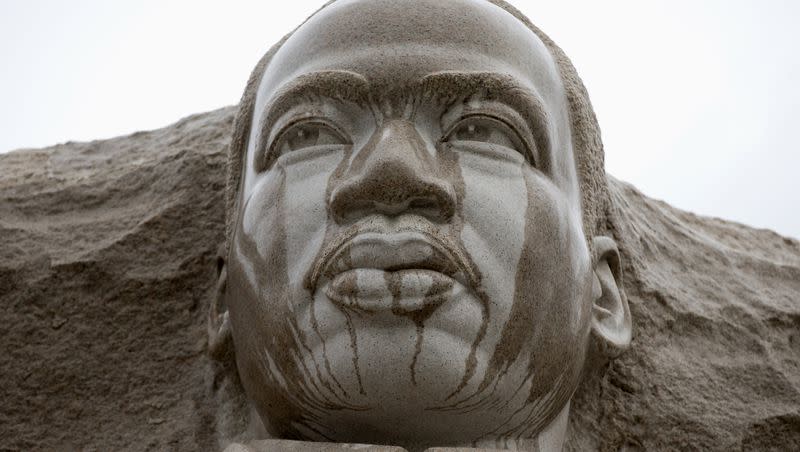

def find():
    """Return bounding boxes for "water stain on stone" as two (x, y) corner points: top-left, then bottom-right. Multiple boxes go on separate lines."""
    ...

(273, 162), (357, 417)
(231, 165), (348, 439)
(436, 141), (492, 406)
(341, 307), (366, 395)
(308, 271), (350, 401)
(385, 271), (454, 386)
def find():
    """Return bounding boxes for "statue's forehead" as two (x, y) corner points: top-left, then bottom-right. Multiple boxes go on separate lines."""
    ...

(257, 0), (563, 103)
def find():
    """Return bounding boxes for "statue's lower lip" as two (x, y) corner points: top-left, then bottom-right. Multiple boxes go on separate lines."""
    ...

(323, 268), (456, 313)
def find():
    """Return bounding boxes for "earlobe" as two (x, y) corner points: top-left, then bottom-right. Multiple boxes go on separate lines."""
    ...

(208, 252), (234, 360)
(590, 236), (632, 358)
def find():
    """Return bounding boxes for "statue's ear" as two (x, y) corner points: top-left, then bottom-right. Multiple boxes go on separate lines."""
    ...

(590, 236), (631, 358)
(209, 245), (233, 360)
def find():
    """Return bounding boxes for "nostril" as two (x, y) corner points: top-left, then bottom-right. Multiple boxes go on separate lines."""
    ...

(407, 192), (455, 222)
(408, 197), (437, 211)
(330, 178), (457, 224)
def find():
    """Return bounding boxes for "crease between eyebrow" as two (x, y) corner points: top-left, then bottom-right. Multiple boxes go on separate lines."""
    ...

(256, 70), (553, 173)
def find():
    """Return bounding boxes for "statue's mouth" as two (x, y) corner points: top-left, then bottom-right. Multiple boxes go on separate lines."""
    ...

(312, 230), (476, 312)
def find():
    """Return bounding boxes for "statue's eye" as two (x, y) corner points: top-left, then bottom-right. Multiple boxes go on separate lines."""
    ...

(275, 120), (349, 155)
(444, 115), (523, 154)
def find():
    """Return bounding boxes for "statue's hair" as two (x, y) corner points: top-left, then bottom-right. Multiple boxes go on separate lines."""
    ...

(224, 0), (610, 255)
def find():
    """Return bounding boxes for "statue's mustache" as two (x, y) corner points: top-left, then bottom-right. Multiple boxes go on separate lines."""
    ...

(305, 217), (480, 294)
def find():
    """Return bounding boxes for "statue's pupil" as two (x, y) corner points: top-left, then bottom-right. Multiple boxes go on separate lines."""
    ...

(457, 122), (489, 142)
(289, 125), (320, 149)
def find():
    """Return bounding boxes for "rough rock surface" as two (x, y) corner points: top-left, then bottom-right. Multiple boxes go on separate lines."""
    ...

(1, 107), (798, 451)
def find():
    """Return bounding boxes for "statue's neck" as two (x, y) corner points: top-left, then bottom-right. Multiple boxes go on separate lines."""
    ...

(474, 401), (570, 452)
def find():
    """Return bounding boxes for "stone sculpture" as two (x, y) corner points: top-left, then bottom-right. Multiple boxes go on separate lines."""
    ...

(6, 1), (799, 451)
(210, 0), (632, 450)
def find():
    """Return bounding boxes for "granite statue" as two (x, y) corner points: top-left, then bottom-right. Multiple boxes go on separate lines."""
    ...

(209, 0), (632, 450)
(4, 1), (800, 449)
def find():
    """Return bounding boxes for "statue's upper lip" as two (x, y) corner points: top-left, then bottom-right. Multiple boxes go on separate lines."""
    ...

(309, 230), (477, 291)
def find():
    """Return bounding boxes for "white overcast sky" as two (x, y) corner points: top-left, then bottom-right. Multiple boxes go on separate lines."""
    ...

(1, 1), (798, 238)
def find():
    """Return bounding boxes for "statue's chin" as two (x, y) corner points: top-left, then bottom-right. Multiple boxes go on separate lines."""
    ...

(273, 349), (552, 450)
(322, 323), (482, 405)
(295, 282), (488, 407)
(250, 283), (578, 450)
(269, 287), (521, 447)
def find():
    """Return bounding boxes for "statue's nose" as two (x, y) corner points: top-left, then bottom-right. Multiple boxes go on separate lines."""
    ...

(329, 120), (456, 224)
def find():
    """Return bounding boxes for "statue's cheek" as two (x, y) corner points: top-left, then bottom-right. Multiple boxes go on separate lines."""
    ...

(240, 167), (286, 263)
(278, 148), (347, 287)
(514, 170), (592, 351)
(453, 147), (528, 358)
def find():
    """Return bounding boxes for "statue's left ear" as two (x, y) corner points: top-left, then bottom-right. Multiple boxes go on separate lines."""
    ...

(590, 236), (632, 358)
(208, 246), (233, 360)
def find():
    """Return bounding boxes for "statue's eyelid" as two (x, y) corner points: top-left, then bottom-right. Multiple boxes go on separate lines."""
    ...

(272, 117), (351, 148)
(259, 116), (351, 170)
(441, 112), (538, 167)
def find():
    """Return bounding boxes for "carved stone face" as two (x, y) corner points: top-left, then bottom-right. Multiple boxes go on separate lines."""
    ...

(223, 0), (627, 449)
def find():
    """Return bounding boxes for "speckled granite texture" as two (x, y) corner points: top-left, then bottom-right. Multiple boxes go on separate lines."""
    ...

(1, 107), (798, 451)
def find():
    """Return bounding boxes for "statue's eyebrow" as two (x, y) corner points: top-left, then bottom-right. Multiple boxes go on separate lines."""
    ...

(258, 70), (371, 136)
(254, 70), (553, 173)
(420, 71), (553, 174)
